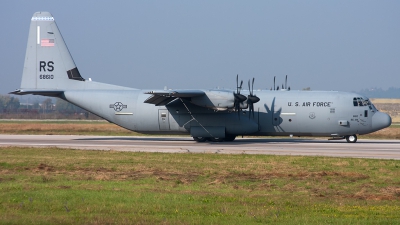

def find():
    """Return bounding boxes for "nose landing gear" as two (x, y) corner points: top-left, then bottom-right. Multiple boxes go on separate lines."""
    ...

(345, 135), (357, 143)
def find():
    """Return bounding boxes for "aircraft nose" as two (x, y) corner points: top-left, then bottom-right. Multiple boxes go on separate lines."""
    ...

(372, 111), (392, 131)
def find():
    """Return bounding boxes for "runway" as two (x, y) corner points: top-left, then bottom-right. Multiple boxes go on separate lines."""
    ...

(0, 134), (399, 160)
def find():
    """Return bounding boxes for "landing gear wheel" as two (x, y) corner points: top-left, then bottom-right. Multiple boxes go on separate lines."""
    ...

(209, 137), (224, 142)
(346, 135), (357, 143)
(224, 135), (236, 142)
(193, 137), (208, 142)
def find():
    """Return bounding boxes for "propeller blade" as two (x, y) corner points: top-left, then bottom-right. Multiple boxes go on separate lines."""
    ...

(249, 103), (253, 119)
(285, 75), (287, 89)
(236, 74), (239, 93)
(252, 78), (255, 95)
(274, 76), (276, 91)
(248, 80), (251, 95)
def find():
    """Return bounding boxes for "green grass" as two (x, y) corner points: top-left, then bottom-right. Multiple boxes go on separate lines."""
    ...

(0, 147), (399, 224)
(390, 124), (400, 128)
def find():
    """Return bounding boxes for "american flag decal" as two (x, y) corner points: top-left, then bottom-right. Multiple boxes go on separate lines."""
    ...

(41, 39), (55, 47)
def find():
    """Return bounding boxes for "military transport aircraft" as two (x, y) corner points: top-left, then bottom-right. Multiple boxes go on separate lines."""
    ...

(11, 12), (392, 143)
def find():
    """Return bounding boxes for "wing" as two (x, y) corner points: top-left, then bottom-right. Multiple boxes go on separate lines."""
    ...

(144, 90), (205, 106)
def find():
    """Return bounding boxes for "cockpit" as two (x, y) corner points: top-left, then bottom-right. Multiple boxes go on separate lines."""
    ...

(353, 97), (377, 111)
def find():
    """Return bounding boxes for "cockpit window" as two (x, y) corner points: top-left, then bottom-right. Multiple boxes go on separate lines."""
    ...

(353, 97), (377, 111)
(368, 99), (377, 111)
(357, 98), (363, 106)
(353, 97), (370, 107)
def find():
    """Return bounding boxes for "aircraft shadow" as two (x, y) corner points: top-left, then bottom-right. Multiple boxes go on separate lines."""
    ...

(74, 137), (400, 145)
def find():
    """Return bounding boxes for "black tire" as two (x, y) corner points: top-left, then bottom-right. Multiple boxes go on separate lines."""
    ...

(224, 135), (236, 142)
(209, 137), (224, 142)
(193, 137), (208, 142)
(346, 135), (357, 143)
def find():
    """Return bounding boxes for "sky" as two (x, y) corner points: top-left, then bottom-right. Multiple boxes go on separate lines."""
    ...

(1, 1), (399, 94)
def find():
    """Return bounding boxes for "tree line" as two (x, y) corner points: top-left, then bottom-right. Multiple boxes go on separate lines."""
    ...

(0, 94), (99, 119)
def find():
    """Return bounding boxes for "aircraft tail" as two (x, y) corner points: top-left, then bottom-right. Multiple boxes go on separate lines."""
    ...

(12, 12), (85, 95)
(11, 12), (134, 96)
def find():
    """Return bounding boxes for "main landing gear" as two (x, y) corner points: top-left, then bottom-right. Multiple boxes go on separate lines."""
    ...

(345, 134), (357, 143)
(192, 137), (208, 142)
(193, 135), (237, 142)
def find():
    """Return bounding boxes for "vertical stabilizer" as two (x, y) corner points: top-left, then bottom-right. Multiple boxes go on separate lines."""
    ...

(20, 12), (85, 91)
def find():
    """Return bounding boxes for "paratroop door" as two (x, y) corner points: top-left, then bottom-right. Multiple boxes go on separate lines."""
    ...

(158, 109), (170, 130)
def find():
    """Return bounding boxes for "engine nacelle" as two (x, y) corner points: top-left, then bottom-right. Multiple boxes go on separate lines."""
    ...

(190, 90), (236, 110)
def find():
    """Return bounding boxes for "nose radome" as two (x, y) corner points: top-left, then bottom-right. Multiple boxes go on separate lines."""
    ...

(372, 112), (392, 131)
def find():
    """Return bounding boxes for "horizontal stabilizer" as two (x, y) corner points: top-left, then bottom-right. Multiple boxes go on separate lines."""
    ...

(10, 89), (63, 97)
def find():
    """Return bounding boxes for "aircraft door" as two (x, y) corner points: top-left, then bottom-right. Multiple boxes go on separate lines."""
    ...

(158, 109), (170, 130)
(359, 109), (370, 128)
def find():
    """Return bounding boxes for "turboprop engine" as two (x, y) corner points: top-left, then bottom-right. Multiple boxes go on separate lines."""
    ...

(189, 90), (248, 111)
(190, 75), (256, 113)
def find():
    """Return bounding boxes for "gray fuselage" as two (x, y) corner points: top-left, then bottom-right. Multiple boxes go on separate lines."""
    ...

(62, 89), (391, 138)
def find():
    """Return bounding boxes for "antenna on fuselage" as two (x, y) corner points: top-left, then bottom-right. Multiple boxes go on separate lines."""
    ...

(273, 76), (276, 91)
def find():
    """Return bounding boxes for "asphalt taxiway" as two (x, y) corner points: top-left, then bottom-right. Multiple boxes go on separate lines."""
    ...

(0, 135), (399, 160)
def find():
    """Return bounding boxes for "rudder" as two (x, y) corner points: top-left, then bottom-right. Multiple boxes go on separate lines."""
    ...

(20, 12), (85, 91)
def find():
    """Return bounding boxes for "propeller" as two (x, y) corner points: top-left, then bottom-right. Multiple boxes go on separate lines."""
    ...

(285, 75), (287, 89)
(247, 78), (260, 118)
(272, 75), (291, 91)
(273, 76), (276, 91)
(233, 74), (247, 118)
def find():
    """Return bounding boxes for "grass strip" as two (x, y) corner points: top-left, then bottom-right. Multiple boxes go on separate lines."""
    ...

(0, 147), (399, 224)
